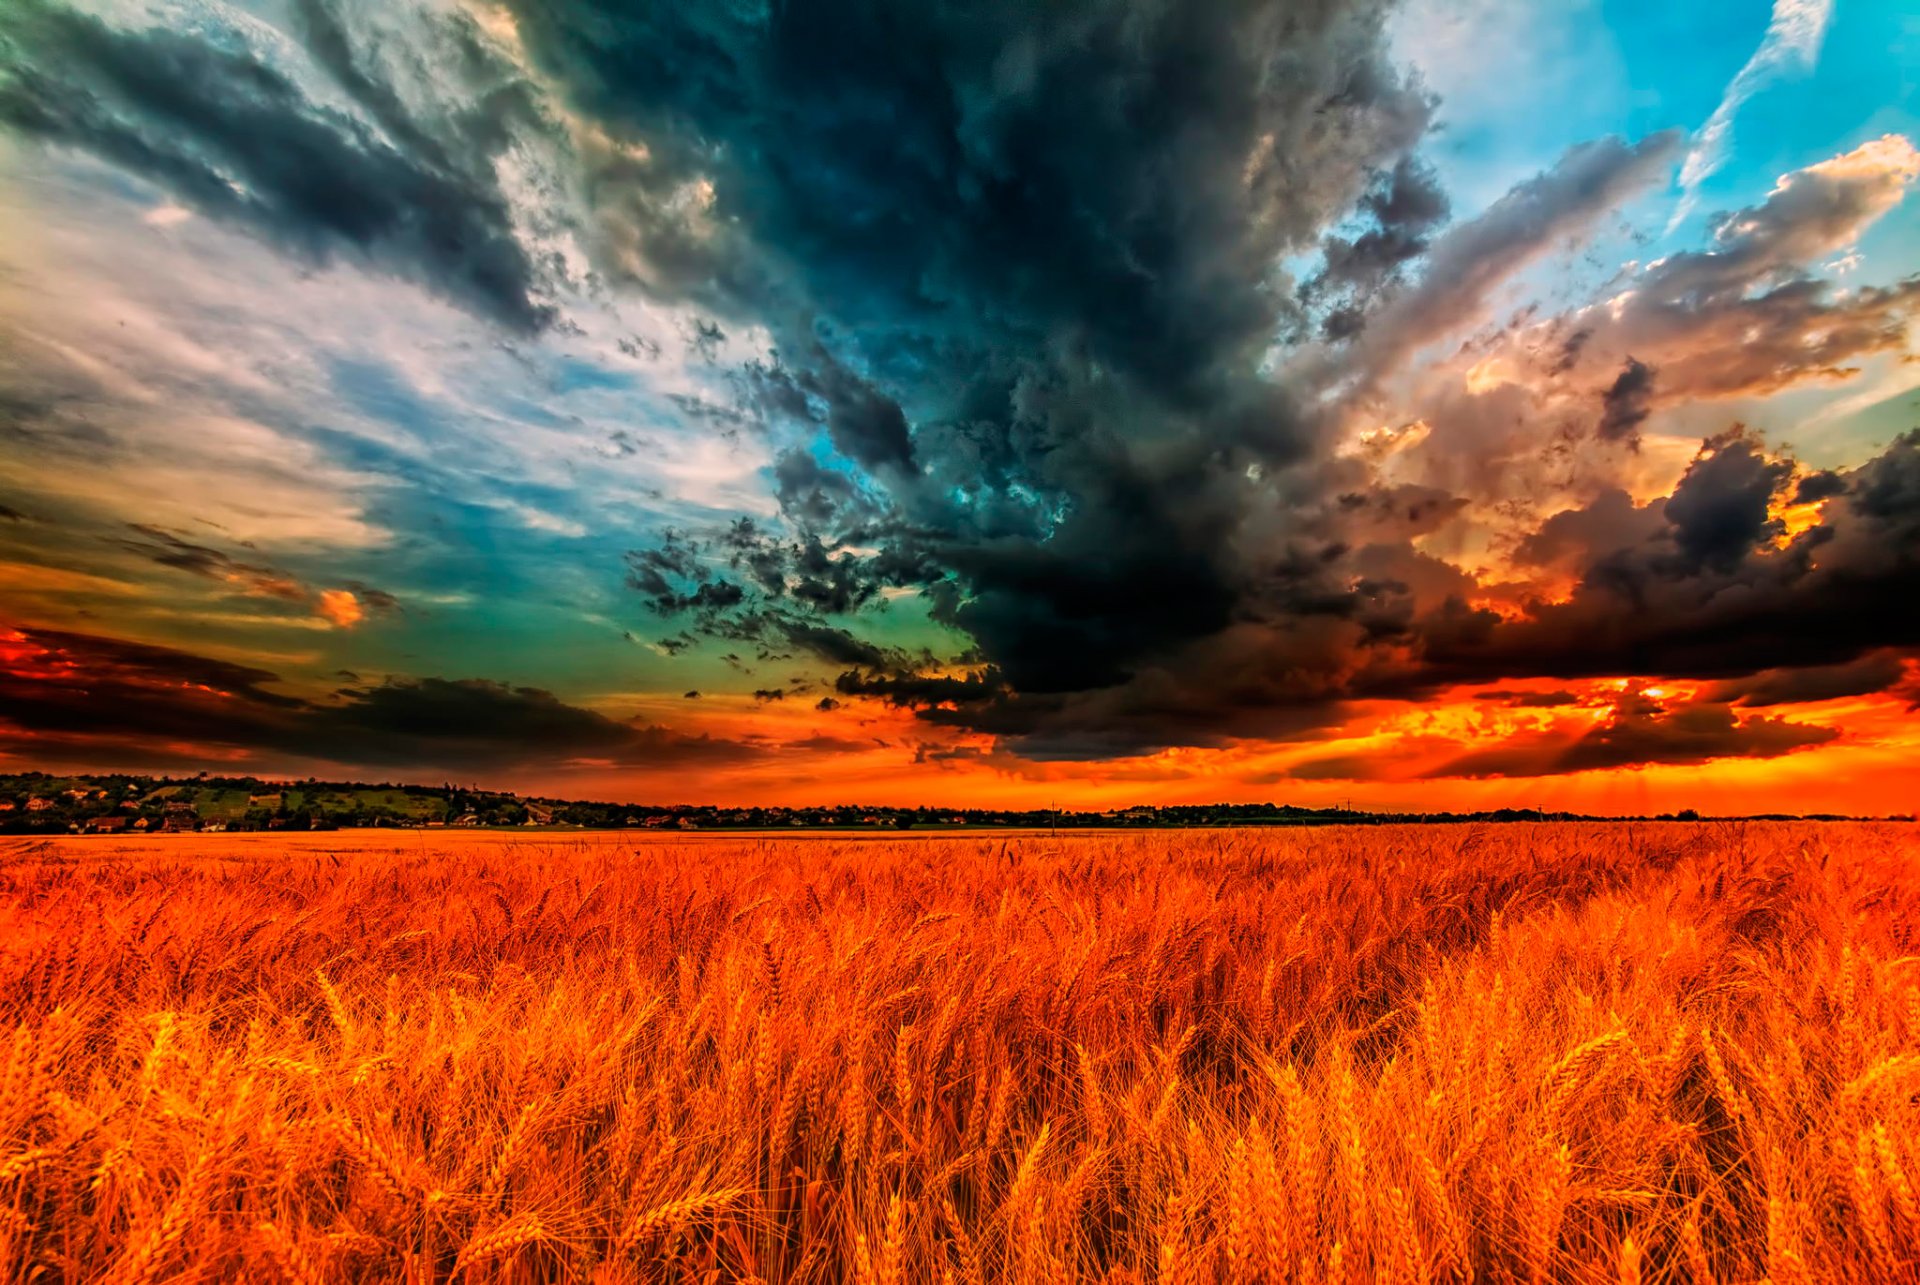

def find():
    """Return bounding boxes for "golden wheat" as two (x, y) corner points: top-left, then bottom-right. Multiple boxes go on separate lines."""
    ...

(0, 822), (1914, 1281)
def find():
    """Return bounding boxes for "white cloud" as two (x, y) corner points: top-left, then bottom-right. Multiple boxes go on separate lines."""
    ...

(140, 203), (194, 227)
(1669, 0), (1834, 232)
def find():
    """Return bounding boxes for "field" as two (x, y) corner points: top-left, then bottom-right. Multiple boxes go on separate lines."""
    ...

(0, 824), (1916, 1284)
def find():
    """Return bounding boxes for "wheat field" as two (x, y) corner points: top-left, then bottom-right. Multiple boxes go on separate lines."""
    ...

(0, 824), (1916, 1283)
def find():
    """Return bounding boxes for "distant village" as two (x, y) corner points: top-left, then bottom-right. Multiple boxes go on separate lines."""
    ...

(1, 771), (1892, 836)
(0, 772), (1365, 834)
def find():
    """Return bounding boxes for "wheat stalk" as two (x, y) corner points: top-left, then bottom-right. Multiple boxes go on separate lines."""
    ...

(455, 1213), (552, 1274)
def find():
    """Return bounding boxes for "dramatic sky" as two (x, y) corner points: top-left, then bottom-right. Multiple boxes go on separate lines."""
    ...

(2, 0), (1918, 812)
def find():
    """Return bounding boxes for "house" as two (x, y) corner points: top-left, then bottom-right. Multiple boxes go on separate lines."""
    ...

(87, 816), (128, 834)
(132, 817), (151, 831)
(0, 800), (15, 813)
(163, 800), (194, 815)
(201, 821), (228, 833)
(525, 803), (554, 825)
(162, 814), (197, 833)
(26, 798), (54, 813)
(452, 813), (481, 828)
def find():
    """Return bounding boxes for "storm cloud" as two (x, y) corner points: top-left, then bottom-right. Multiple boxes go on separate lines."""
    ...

(1421, 430), (1920, 687)
(3, 0), (1918, 779)
(0, 0), (554, 329)
(555, 0), (1476, 751)
(1427, 696), (1838, 780)
(0, 627), (753, 772)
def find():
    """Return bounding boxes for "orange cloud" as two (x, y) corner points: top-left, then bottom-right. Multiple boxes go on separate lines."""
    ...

(315, 589), (365, 629)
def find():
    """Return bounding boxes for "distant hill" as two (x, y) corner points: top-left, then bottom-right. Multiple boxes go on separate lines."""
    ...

(0, 771), (1901, 835)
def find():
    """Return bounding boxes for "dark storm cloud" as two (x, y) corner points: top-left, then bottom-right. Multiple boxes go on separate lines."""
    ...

(1316, 157), (1452, 294)
(524, 0), (1491, 750)
(0, 0), (552, 330)
(736, 359), (916, 474)
(1427, 697), (1837, 779)
(626, 522), (915, 625)
(2, 627), (302, 718)
(612, 119), (1710, 755)
(769, 451), (880, 533)
(540, 0), (1904, 764)
(1475, 689), (1583, 708)
(1597, 358), (1655, 445)
(1419, 429), (1920, 687)
(513, 0), (1433, 395)
(12, 0), (1909, 771)
(0, 626), (752, 771)
(1513, 489), (1668, 574)
(1284, 750), (1398, 782)
(1307, 155), (1450, 339)
(1700, 652), (1907, 707)
(308, 677), (755, 768)
(779, 621), (901, 671)
(834, 667), (1005, 710)
(1792, 470), (1848, 504)
(1660, 428), (1792, 571)
(791, 352), (916, 475)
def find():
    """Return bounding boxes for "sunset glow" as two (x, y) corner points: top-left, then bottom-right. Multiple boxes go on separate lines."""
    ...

(2, 0), (1917, 813)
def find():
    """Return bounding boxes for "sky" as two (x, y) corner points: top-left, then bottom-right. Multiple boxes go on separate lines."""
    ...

(1, 0), (1918, 814)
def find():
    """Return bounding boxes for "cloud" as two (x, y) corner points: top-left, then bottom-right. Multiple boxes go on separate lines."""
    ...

(116, 525), (400, 628)
(4, 0), (1917, 779)
(118, 525), (309, 601)
(1308, 155), (1452, 332)
(1701, 651), (1907, 707)
(1538, 136), (1920, 409)
(0, 625), (752, 772)
(1355, 135), (1920, 547)
(0, 0), (554, 330)
(1421, 429), (1920, 688)
(1474, 689), (1583, 708)
(1597, 358), (1655, 445)
(1671, 0), (1834, 231)
(514, 0), (1434, 401)
(309, 677), (756, 769)
(1326, 132), (1681, 389)
(1427, 693), (1837, 779)
(1514, 489), (1668, 575)
(314, 589), (365, 629)
(564, 0), (1470, 754)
